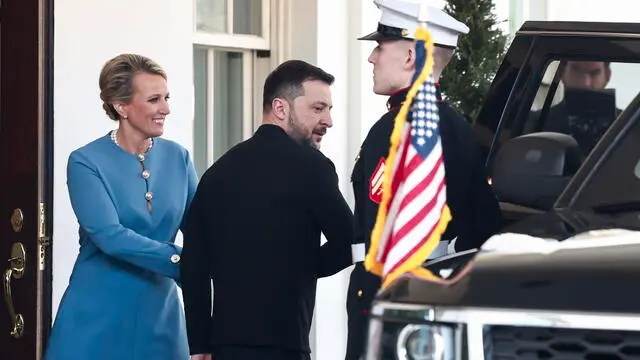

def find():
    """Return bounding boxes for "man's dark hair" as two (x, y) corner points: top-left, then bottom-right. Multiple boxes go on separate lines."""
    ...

(262, 60), (335, 113)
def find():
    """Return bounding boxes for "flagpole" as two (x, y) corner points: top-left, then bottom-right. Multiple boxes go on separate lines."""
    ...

(418, 3), (429, 29)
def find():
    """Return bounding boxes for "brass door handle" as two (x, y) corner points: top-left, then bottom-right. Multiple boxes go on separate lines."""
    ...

(3, 242), (26, 339)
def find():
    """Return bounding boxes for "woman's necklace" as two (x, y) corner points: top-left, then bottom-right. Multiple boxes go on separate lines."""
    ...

(110, 129), (154, 213)
(110, 129), (153, 155)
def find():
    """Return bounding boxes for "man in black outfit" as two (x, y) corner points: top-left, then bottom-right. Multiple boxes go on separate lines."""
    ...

(345, 1), (504, 359)
(181, 60), (355, 360)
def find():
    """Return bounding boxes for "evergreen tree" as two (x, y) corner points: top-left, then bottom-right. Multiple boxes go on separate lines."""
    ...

(440, 0), (508, 122)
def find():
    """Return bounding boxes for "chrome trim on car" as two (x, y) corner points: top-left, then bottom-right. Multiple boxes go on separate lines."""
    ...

(372, 302), (640, 360)
(372, 302), (640, 331)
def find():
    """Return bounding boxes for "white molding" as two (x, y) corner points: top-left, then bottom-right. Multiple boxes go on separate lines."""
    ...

(205, 48), (215, 168)
(192, 0), (271, 50)
(261, 0), (272, 53)
(242, 50), (255, 139)
(193, 32), (270, 50)
(269, 0), (292, 67)
(226, 0), (233, 33)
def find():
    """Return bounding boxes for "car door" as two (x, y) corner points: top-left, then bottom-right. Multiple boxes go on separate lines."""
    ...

(473, 21), (640, 224)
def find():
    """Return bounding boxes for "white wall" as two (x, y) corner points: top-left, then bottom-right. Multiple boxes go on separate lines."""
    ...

(52, 0), (195, 316)
(314, 0), (350, 358)
(546, 0), (640, 22)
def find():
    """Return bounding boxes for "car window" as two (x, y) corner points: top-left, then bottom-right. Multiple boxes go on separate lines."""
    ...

(572, 117), (640, 210)
(489, 58), (640, 208)
(524, 59), (640, 158)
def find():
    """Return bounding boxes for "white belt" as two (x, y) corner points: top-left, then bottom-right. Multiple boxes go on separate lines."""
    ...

(351, 243), (366, 263)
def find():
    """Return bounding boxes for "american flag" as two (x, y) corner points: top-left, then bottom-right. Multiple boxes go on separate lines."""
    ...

(365, 25), (452, 288)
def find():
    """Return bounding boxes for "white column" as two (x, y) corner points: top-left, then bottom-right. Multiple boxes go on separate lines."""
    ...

(313, 1), (350, 359)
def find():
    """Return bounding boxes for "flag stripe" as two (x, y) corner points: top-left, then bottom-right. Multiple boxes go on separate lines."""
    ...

(393, 159), (445, 240)
(384, 184), (448, 275)
(391, 144), (444, 232)
(384, 191), (448, 276)
(383, 156), (447, 274)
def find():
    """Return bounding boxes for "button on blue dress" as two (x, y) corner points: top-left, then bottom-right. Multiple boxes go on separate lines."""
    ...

(44, 134), (198, 360)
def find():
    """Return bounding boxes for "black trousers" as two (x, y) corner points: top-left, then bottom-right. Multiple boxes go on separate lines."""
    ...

(345, 264), (379, 360)
(213, 345), (311, 360)
(345, 308), (368, 360)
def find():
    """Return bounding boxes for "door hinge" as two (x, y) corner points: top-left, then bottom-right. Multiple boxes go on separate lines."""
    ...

(38, 202), (50, 271)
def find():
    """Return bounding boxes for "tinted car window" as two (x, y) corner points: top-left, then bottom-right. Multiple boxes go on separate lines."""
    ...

(525, 60), (640, 157)
(488, 57), (640, 208)
(572, 115), (640, 210)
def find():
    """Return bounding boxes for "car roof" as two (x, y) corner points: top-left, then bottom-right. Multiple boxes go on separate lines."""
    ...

(519, 21), (640, 36)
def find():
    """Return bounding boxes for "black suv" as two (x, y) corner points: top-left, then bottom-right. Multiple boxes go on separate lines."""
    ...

(365, 21), (640, 360)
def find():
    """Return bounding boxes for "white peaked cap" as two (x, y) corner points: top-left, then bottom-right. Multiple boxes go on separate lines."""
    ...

(359, 0), (470, 48)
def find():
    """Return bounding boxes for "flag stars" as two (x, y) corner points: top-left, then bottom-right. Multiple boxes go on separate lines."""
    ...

(409, 78), (442, 148)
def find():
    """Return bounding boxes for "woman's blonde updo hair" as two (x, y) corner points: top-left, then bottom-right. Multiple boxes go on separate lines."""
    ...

(99, 54), (167, 121)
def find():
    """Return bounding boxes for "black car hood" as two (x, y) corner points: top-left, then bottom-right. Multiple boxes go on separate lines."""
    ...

(376, 210), (640, 313)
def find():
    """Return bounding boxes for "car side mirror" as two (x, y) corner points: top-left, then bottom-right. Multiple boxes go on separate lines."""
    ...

(490, 132), (582, 210)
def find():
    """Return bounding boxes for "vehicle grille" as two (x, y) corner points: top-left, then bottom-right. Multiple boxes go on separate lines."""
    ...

(486, 325), (640, 360)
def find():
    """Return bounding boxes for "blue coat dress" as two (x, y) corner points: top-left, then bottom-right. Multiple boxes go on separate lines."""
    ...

(44, 133), (198, 360)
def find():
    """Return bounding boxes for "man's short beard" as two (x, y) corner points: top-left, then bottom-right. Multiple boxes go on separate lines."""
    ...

(287, 111), (314, 148)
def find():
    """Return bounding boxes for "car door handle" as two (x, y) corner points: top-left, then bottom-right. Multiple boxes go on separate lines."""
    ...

(3, 242), (26, 339)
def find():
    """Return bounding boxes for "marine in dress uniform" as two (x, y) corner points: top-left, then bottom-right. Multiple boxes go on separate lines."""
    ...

(345, 1), (503, 359)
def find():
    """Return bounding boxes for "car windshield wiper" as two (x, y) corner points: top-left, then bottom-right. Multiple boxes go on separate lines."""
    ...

(591, 200), (640, 214)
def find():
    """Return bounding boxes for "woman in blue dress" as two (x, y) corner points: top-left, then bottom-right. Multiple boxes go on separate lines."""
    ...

(44, 54), (198, 360)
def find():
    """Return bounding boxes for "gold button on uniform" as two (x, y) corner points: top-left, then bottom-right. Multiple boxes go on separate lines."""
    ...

(137, 154), (146, 162)
(142, 169), (150, 179)
(145, 192), (153, 201)
(170, 254), (181, 264)
(357, 290), (363, 297)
